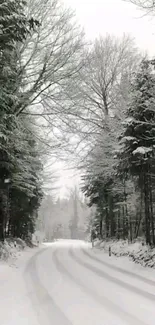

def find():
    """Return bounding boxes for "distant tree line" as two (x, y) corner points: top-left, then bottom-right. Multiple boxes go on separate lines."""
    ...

(38, 188), (91, 241)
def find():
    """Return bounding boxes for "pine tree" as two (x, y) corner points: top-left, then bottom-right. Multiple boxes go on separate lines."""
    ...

(0, 0), (42, 241)
(0, 0), (36, 114)
(119, 59), (155, 245)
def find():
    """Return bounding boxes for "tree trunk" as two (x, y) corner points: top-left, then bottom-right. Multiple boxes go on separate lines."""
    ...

(135, 213), (142, 238)
(123, 180), (128, 239)
(135, 186), (143, 238)
(99, 217), (103, 239)
(149, 170), (155, 245)
(0, 189), (8, 241)
(129, 215), (133, 243)
(105, 206), (109, 238)
(105, 193), (109, 238)
(109, 195), (115, 237)
(117, 208), (121, 240)
(144, 171), (151, 245)
(0, 216), (4, 241)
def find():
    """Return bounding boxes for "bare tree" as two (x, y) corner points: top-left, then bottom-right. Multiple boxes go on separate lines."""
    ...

(124, 0), (155, 11)
(21, 27), (139, 180)
(60, 35), (139, 135)
(14, 0), (85, 116)
(79, 35), (139, 121)
(47, 35), (140, 169)
(9, 0), (86, 185)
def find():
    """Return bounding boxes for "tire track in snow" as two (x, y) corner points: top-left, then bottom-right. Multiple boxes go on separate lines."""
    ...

(69, 248), (155, 302)
(25, 247), (73, 325)
(52, 248), (147, 325)
(81, 248), (155, 287)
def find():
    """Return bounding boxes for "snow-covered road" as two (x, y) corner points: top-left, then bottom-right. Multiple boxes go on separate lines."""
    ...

(1, 240), (155, 325)
(25, 240), (155, 325)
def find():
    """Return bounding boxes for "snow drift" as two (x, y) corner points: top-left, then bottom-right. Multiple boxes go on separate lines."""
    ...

(0, 238), (35, 261)
(96, 240), (155, 268)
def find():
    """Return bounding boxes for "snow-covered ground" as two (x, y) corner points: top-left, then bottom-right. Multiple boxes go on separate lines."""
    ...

(0, 241), (41, 325)
(0, 238), (26, 262)
(95, 239), (155, 268)
(1, 239), (155, 325)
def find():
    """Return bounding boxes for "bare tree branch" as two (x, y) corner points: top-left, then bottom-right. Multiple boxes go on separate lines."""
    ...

(13, 0), (85, 117)
(124, 0), (155, 12)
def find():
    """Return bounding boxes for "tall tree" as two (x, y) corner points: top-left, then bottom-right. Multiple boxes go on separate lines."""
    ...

(0, 0), (42, 241)
(15, 0), (85, 116)
(119, 59), (155, 245)
(47, 35), (140, 169)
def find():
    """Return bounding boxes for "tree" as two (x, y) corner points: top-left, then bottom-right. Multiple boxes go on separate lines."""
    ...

(8, 0), (86, 176)
(70, 36), (140, 243)
(0, 0), (43, 241)
(82, 168), (132, 241)
(15, 0), (85, 116)
(69, 186), (79, 239)
(0, 0), (39, 116)
(46, 35), (140, 170)
(7, 116), (43, 239)
(118, 59), (155, 245)
(65, 35), (139, 129)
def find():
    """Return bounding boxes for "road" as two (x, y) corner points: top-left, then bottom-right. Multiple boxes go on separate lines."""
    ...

(25, 240), (155, 325)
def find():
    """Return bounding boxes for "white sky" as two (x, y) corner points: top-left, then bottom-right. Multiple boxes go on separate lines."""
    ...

(55, 0), (155, 197)
(64, 0), (155, 55)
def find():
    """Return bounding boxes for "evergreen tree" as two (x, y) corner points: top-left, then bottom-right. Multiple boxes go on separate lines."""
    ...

(0, 0), (42, 241)
(119, 59), (155, 245)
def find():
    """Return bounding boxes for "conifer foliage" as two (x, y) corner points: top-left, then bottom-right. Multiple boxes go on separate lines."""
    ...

(119, 60), (155, 245)
(0, 0), (43, 241)
(83, 59), (155, 246)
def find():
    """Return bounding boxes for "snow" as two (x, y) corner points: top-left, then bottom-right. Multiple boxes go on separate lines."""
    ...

(121, 117), (134, 126)
(123, 136), (137, 141)
(37, 240), (155, 325)
(44, 239), (91, 248)
(133, 146), (153, 155)
(0, 238), (26, 262)
(0, 241), (41, 325)
(95, 239), (155, 269)
(1, 239), (155, 325)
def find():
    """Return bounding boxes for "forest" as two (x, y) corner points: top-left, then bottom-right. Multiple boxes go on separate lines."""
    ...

(1, 0), (155, 246)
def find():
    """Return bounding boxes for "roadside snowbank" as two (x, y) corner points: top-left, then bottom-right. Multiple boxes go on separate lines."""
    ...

(96, 240), (155, 268)
(0, 238), (37, 262)
(0, 243), (41, 325)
